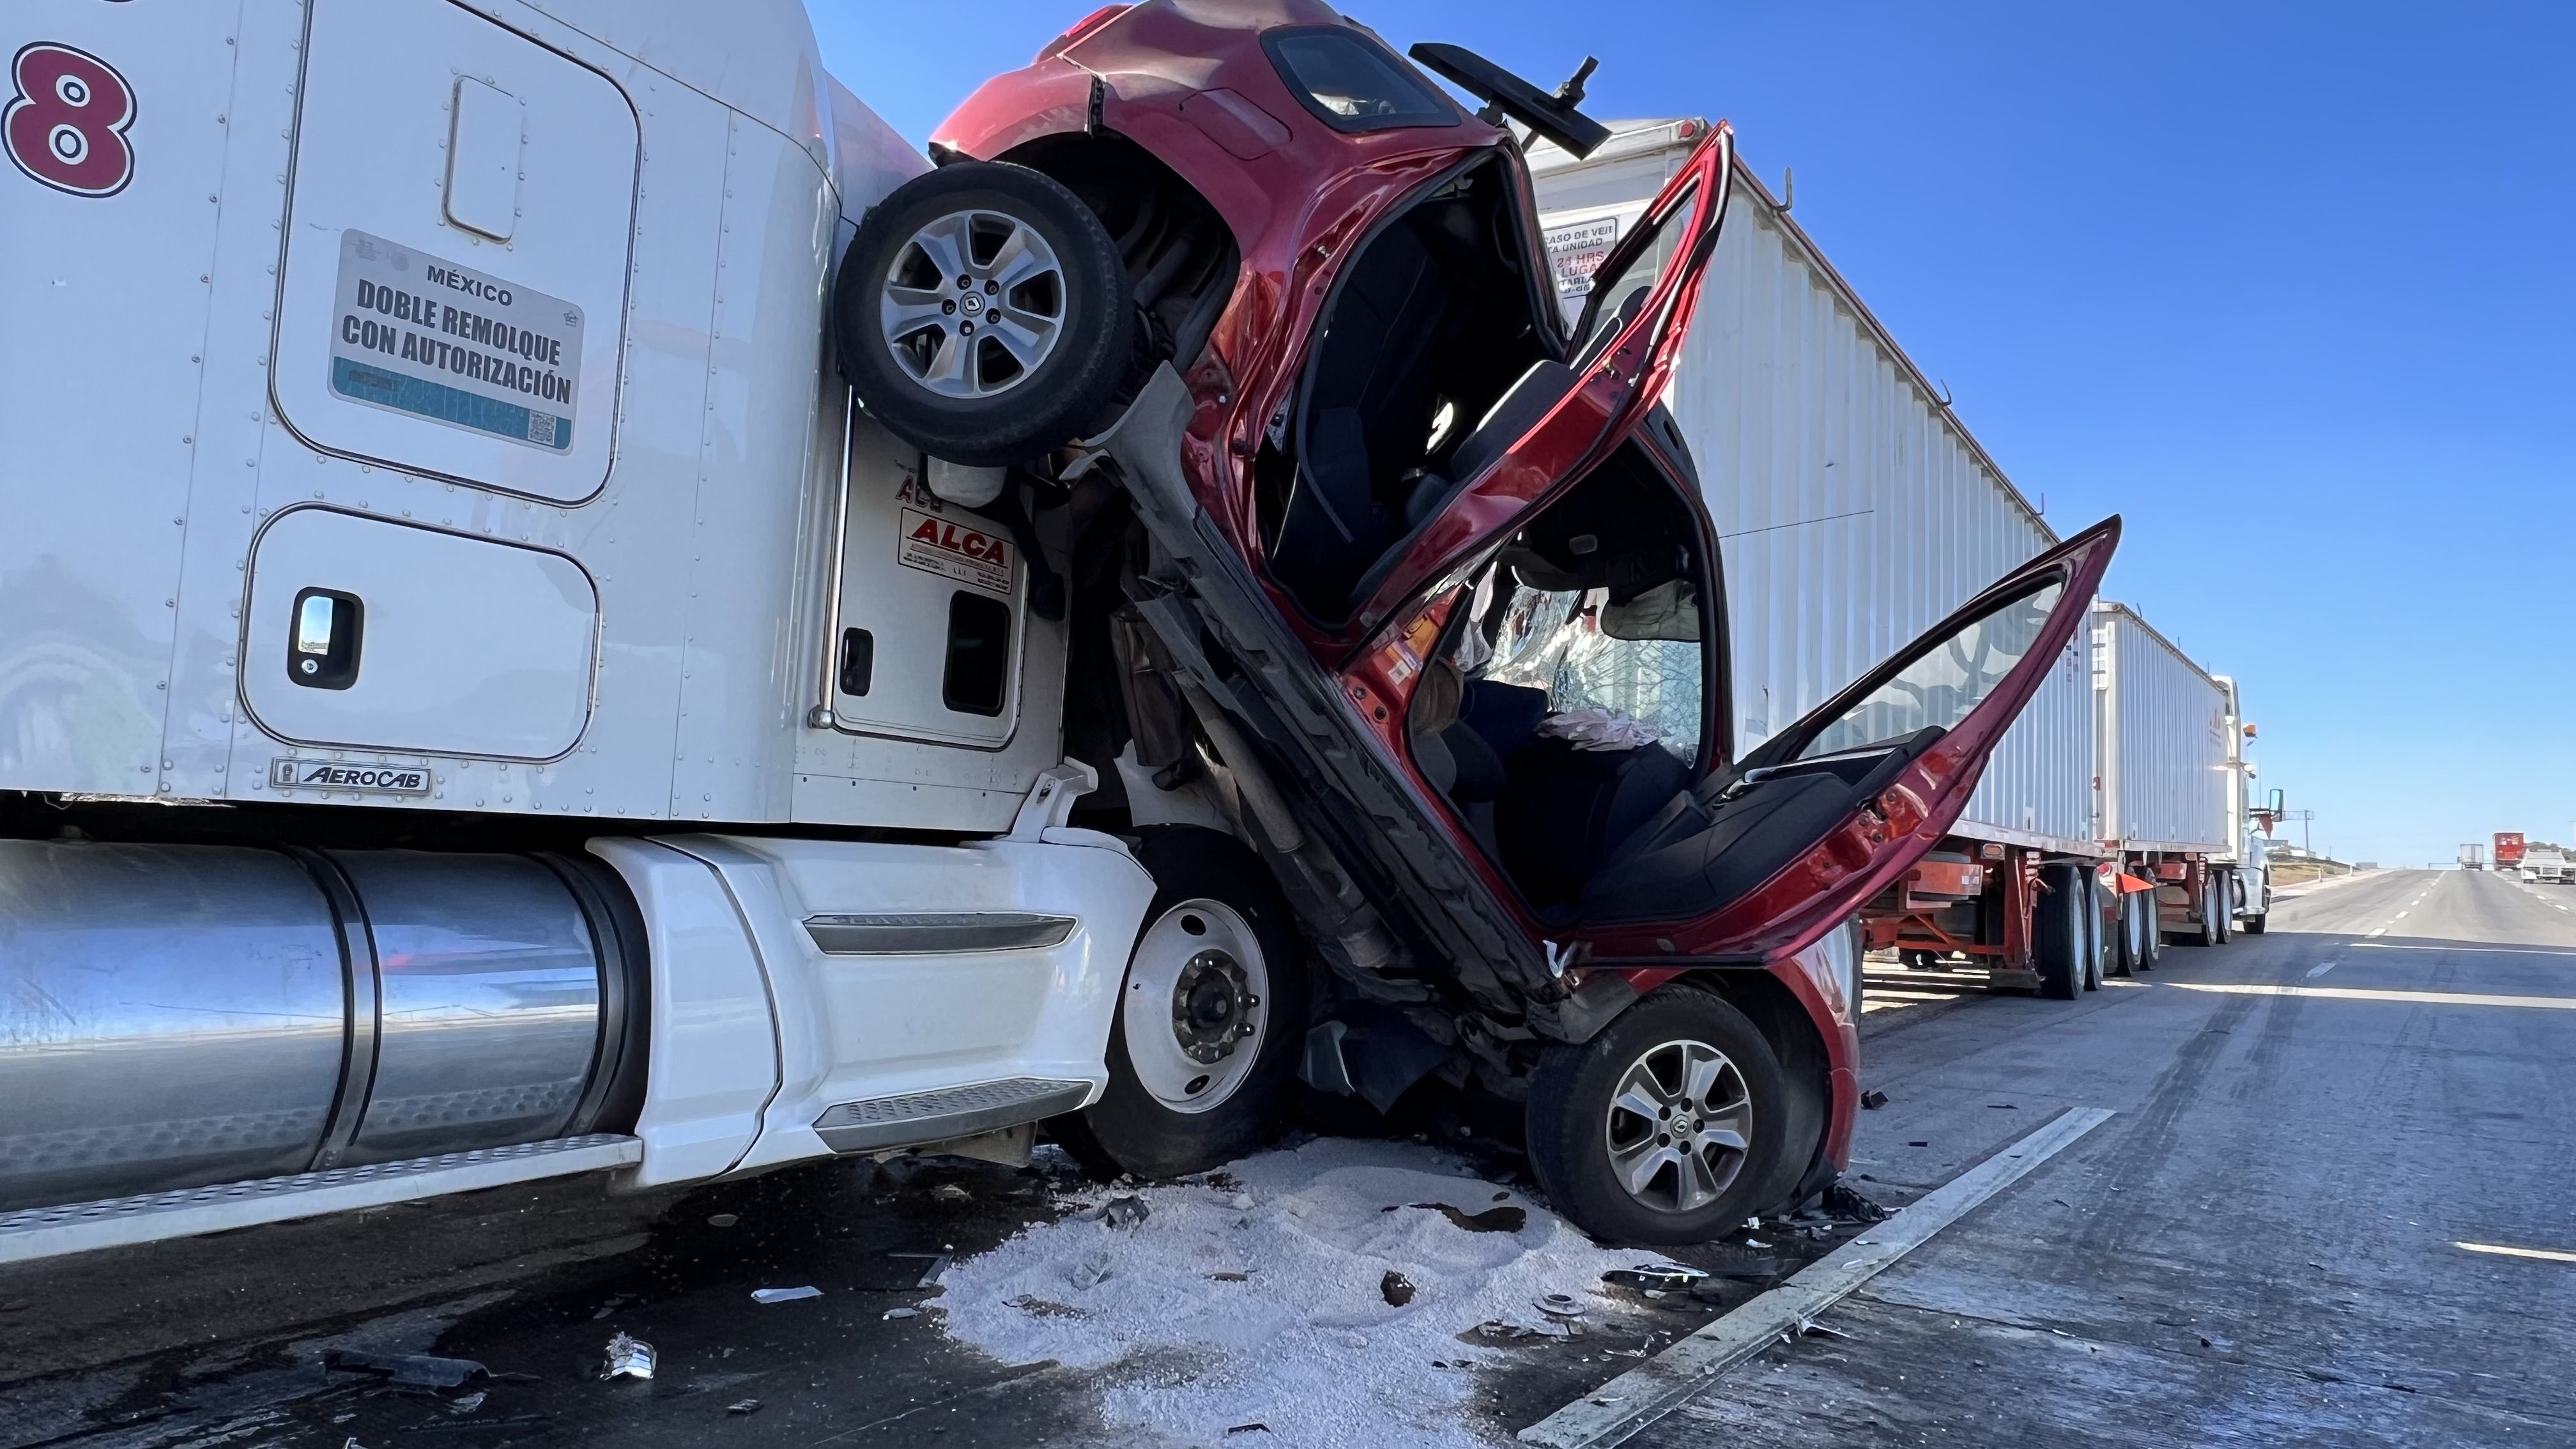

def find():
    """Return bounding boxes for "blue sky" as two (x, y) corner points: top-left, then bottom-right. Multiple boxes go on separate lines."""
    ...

(810, 1), (2573, 870)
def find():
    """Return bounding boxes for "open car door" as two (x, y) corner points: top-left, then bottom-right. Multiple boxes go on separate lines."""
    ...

(1340, 125), (1737, 644)
(1572, 517), (2120, 964)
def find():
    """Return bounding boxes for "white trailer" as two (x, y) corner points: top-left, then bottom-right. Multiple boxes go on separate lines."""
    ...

(1529, 120), (2112, 1002)
(0, 0), (1300, 1264)
(2092, 602), (2236, 962)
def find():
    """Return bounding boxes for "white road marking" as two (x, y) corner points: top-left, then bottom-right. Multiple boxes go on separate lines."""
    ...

(2354, 942), (2576, 958)
(1518, 1108), (2117, 1448)
(2457, 1241), (2576, 1265)
(2306, 962), (2338, 977)
(2395, 911), (2410, 919)
(2366, 928), (2388, 937)
(2170, 983), (2576, 1011)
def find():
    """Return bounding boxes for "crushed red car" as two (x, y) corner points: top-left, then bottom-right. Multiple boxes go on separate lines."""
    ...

(831, 0), (2115, 1241)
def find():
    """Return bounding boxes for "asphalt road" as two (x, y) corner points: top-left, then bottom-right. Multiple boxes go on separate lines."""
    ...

(1637, 868), (2576, 1447)
(7, 868), (2571, 1447)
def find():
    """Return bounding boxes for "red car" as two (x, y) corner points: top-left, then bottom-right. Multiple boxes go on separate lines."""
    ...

(832, 1), (2114, 1241)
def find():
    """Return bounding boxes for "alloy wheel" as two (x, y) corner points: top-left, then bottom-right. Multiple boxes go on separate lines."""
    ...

(1602, 1038), (1754, 1213)
(879, 208), (1066, 399)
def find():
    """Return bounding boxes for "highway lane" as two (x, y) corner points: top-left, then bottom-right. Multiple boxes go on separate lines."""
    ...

(1633, 868), (2576, 1446)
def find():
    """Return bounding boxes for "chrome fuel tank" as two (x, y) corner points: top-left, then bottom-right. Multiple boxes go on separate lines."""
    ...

(0, 841), (634, 1211)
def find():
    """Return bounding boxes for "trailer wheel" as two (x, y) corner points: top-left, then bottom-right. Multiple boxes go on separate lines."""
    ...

(2179, 868), (2220, 947)
(2035, 864), (2086, 1000)
(1525, 986), (1791, 1245)
(2135, 892), (2161, 970)
(2080, 873), (2106, 991)
(833, 161), (1135, 467)
(1053, 827), (1307, 1179)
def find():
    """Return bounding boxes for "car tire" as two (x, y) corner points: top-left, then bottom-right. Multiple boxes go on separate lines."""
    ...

(1052, 827), (1307, 1179)
(2035, 863), (2085, 1000)
(2242, 910), (2267, 936)
(833, 161), (1135, 467)
(1526, 986), (1793, 1245)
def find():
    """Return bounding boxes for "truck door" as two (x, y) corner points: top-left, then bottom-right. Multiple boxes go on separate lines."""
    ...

(822, 417), (1026, 747)
(1570, 519), (2119, 963)
(270, 0), (636, 502)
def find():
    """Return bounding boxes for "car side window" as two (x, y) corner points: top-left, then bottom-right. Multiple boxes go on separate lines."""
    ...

(1570, 180), (1696, 369)
(1797, 579), (2066, 758)
(1264, 28), (1460, 133)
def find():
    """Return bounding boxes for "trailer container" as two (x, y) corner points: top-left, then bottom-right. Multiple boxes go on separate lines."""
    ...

(2495, 832), (2528, 872)
(2092, 602), (2237, 955)
(1529, 120), (2112, 1001)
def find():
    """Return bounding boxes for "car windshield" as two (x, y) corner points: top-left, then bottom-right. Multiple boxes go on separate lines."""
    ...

(1797, 579), (2065, 758)
(1476, 578), (1705, 767)
(1266, 29), (1457, 132)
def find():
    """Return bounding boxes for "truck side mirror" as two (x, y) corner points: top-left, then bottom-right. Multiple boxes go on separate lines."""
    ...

(2264, 788), (2284, 816)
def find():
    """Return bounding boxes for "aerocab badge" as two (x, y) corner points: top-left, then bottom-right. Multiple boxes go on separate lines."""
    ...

(268, 758), (434, 795)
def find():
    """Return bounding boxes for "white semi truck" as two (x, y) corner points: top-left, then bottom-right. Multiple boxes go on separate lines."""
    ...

(0, 0), (1254, 1264)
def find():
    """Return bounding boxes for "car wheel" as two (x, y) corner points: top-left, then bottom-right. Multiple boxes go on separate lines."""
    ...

(1525, 986), (1792, 1245)
(2242, 910), (2267, 936)
(2035, 863), (2085, 1000)
(1052, 827), (1307, 1179)
(1901, 949), (1942, 971)
(832, 161), (1135, 467)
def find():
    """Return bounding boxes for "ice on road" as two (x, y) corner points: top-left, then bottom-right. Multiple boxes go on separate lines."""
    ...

(938, 1137), (1639, 1448)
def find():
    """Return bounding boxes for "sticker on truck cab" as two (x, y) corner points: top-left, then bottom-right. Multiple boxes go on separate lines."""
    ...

(328, 229), (581, 450)
(896, 505), (1014, 597)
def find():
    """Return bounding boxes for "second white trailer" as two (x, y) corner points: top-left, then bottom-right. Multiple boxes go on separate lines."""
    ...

(1531, 120), (2111, 1000)
(2092, 602), (2237, 960)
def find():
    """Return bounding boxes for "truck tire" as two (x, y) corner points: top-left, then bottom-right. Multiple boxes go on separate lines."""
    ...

(2080, 873), (2107, 991)
(833, 161), (1135, 467)
(1525, 985), (1792, 1245)
(2135, 893), (2161, 970)
(2035, 863), (2085, 1000)
(2179, 868), (2220, 947)
(2212, 874), (2234, 944)
(1052, 827), (1307, 1179)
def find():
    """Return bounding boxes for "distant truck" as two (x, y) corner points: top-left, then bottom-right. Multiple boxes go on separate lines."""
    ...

(2213, 676), (2272, 936)
(2460, 845), (2487, 870)
(2495, 832), (2528, 872)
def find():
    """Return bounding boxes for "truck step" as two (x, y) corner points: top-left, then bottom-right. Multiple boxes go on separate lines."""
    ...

(0, 1134), (643, 1266)
(811, 1078), (1092, 1154)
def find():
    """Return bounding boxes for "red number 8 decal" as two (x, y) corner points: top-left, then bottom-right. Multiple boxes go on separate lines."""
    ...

(6, 42), (136, 197)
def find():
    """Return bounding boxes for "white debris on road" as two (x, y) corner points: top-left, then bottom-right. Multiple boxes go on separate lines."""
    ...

(937, 1138), (1638, 1448)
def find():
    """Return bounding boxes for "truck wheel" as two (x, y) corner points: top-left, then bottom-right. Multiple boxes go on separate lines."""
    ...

(1525, 986), (1791, 1245)
(2212, 875), (2234, 944)
(2080, 873), (2106, 991)
(2035, 864), (2085, 1000)
(1053, 827), (1307, 1179)
(833, 161), (1135, 467)
(2135, 893), (2161, 970)
(2181, 870), (2220, 947)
